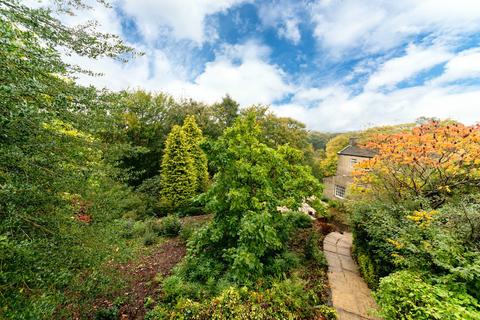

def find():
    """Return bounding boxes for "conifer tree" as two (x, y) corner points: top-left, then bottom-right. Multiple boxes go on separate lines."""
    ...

(160, 125), (196, 211)
(182, 115), (209, 192)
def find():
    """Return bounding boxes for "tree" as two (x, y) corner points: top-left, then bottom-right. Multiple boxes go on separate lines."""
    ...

(182, 115), (209, 193)
(0, 1), (139, 316)
(211, 94), (239, 130)
(308, 132), (339, 151)
(179, 113), (322, 285)
(159, 125), (197, 211)
(353, 121), (480, 207)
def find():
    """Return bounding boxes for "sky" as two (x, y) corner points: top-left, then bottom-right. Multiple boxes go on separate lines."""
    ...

(48, 0), (480, 131)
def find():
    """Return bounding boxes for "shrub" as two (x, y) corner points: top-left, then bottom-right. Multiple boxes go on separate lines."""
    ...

(304, 232), (327, 267)
(137, 175), (163, 216)
(94, 306), (118, 320)
(148, 279), (337, 320)
(118, 219), (135, 239)
(143, 231), (157, 246)
(179, 224), (196, 242)
(356, 253), (378, 289)
(158, 215), (182, 237)
(132, 220), (147, 237)
(375, 271), (480, 320)
(182, 115), (209, 193)
(309, 197), (330, 219)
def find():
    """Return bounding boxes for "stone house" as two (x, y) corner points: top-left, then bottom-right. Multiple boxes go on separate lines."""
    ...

(323, 138), (376, 200)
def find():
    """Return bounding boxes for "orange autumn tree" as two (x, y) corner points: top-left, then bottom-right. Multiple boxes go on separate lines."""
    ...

(352, 121), (480, 207)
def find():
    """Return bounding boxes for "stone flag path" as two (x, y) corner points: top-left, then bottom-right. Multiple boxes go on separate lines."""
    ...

(323, 232), (381, 320)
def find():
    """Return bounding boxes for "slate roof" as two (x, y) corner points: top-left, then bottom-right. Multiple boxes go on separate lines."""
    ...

(337, 145), (376, 158)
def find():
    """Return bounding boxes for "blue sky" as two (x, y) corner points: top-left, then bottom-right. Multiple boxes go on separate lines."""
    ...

(59, 0), (480, 131)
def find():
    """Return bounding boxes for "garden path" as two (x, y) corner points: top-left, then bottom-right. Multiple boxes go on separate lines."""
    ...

(323, 232), (381, 320)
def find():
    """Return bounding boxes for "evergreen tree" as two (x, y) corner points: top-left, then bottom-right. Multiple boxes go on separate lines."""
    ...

(179, 112), (322, 285)
(182, 115), (209, 192)
(160, 125), (196, 211)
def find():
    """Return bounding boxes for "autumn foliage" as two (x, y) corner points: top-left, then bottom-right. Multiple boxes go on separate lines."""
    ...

(353, 121), (480, 207)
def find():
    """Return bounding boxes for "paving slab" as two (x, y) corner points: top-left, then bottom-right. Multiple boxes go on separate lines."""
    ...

(323, 232), (381, 320)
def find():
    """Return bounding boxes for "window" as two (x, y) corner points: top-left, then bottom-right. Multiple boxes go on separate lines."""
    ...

(350, 158), (358, 167)
(335, 185), (346, 199)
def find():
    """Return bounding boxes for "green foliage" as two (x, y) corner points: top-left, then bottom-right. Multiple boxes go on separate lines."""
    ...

(147, 278), (337, 320)
(143, 230), (158, 246)
(136, 175), (163, 215)
(239, 105), (324, 178)
(304, 232), (328, 267)
(320, 133), (352, 177)
(309, 197), (330, 218)
(102, 92), (239, 186)
(158, 117), (209, 213)
(175, 112), (322, 287)
(352, 199), (480, 318)
(158, 215), (182, 237)
(94, 306), (119, 320)
(1, 0), (330, 318)
(182, 115), (209, 193)
(159, 125), (197, 212)
(356, 253), (379, 289)
(308, 131), (339, 151)
(0, 2), (150, 317)
(375, 271), (480, 320)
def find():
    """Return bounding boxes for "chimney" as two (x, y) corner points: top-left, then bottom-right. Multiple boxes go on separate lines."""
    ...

(349, 137), (358, 146)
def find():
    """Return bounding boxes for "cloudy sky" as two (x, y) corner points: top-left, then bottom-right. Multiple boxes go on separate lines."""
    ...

(54, 0), (480, 131)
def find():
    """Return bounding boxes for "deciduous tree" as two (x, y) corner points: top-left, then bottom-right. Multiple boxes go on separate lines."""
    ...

(353, 121), (480, 207)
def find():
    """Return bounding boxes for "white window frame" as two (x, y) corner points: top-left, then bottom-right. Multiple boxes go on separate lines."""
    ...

(334, 184), (346, 199)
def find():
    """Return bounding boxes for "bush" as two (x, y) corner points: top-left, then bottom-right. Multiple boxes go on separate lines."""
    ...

(94, 306), (119, 320)
(143, 231), (157, 246)
(137, 175), (163, 216)
(179, 224), (196, 242)
(375, 271), (480, 320)
(158, 215), (182, 237)
(304, 232), (327, 267)
(119, 219), (135, 239)
(352, 199), (480, 318)
(356, 253), (378, 289)
(309, 197), (330, 219)
(132, 220), (148, 237)
(147, 279), (337, 320)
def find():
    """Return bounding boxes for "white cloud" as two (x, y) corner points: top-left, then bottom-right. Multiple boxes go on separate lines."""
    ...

(278, 19), (301, 44)
(68, 41), (292, 107)
(365, 44), (452, 90)
(258, 1), (302, 44)
(274, 83), (480, 132)
(312, 1), (387, 53)
(432, 48), (480, 85)
(120, 0), (247, 43)
(310, 0), (480, 55)
(174, 42), (293, 105)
